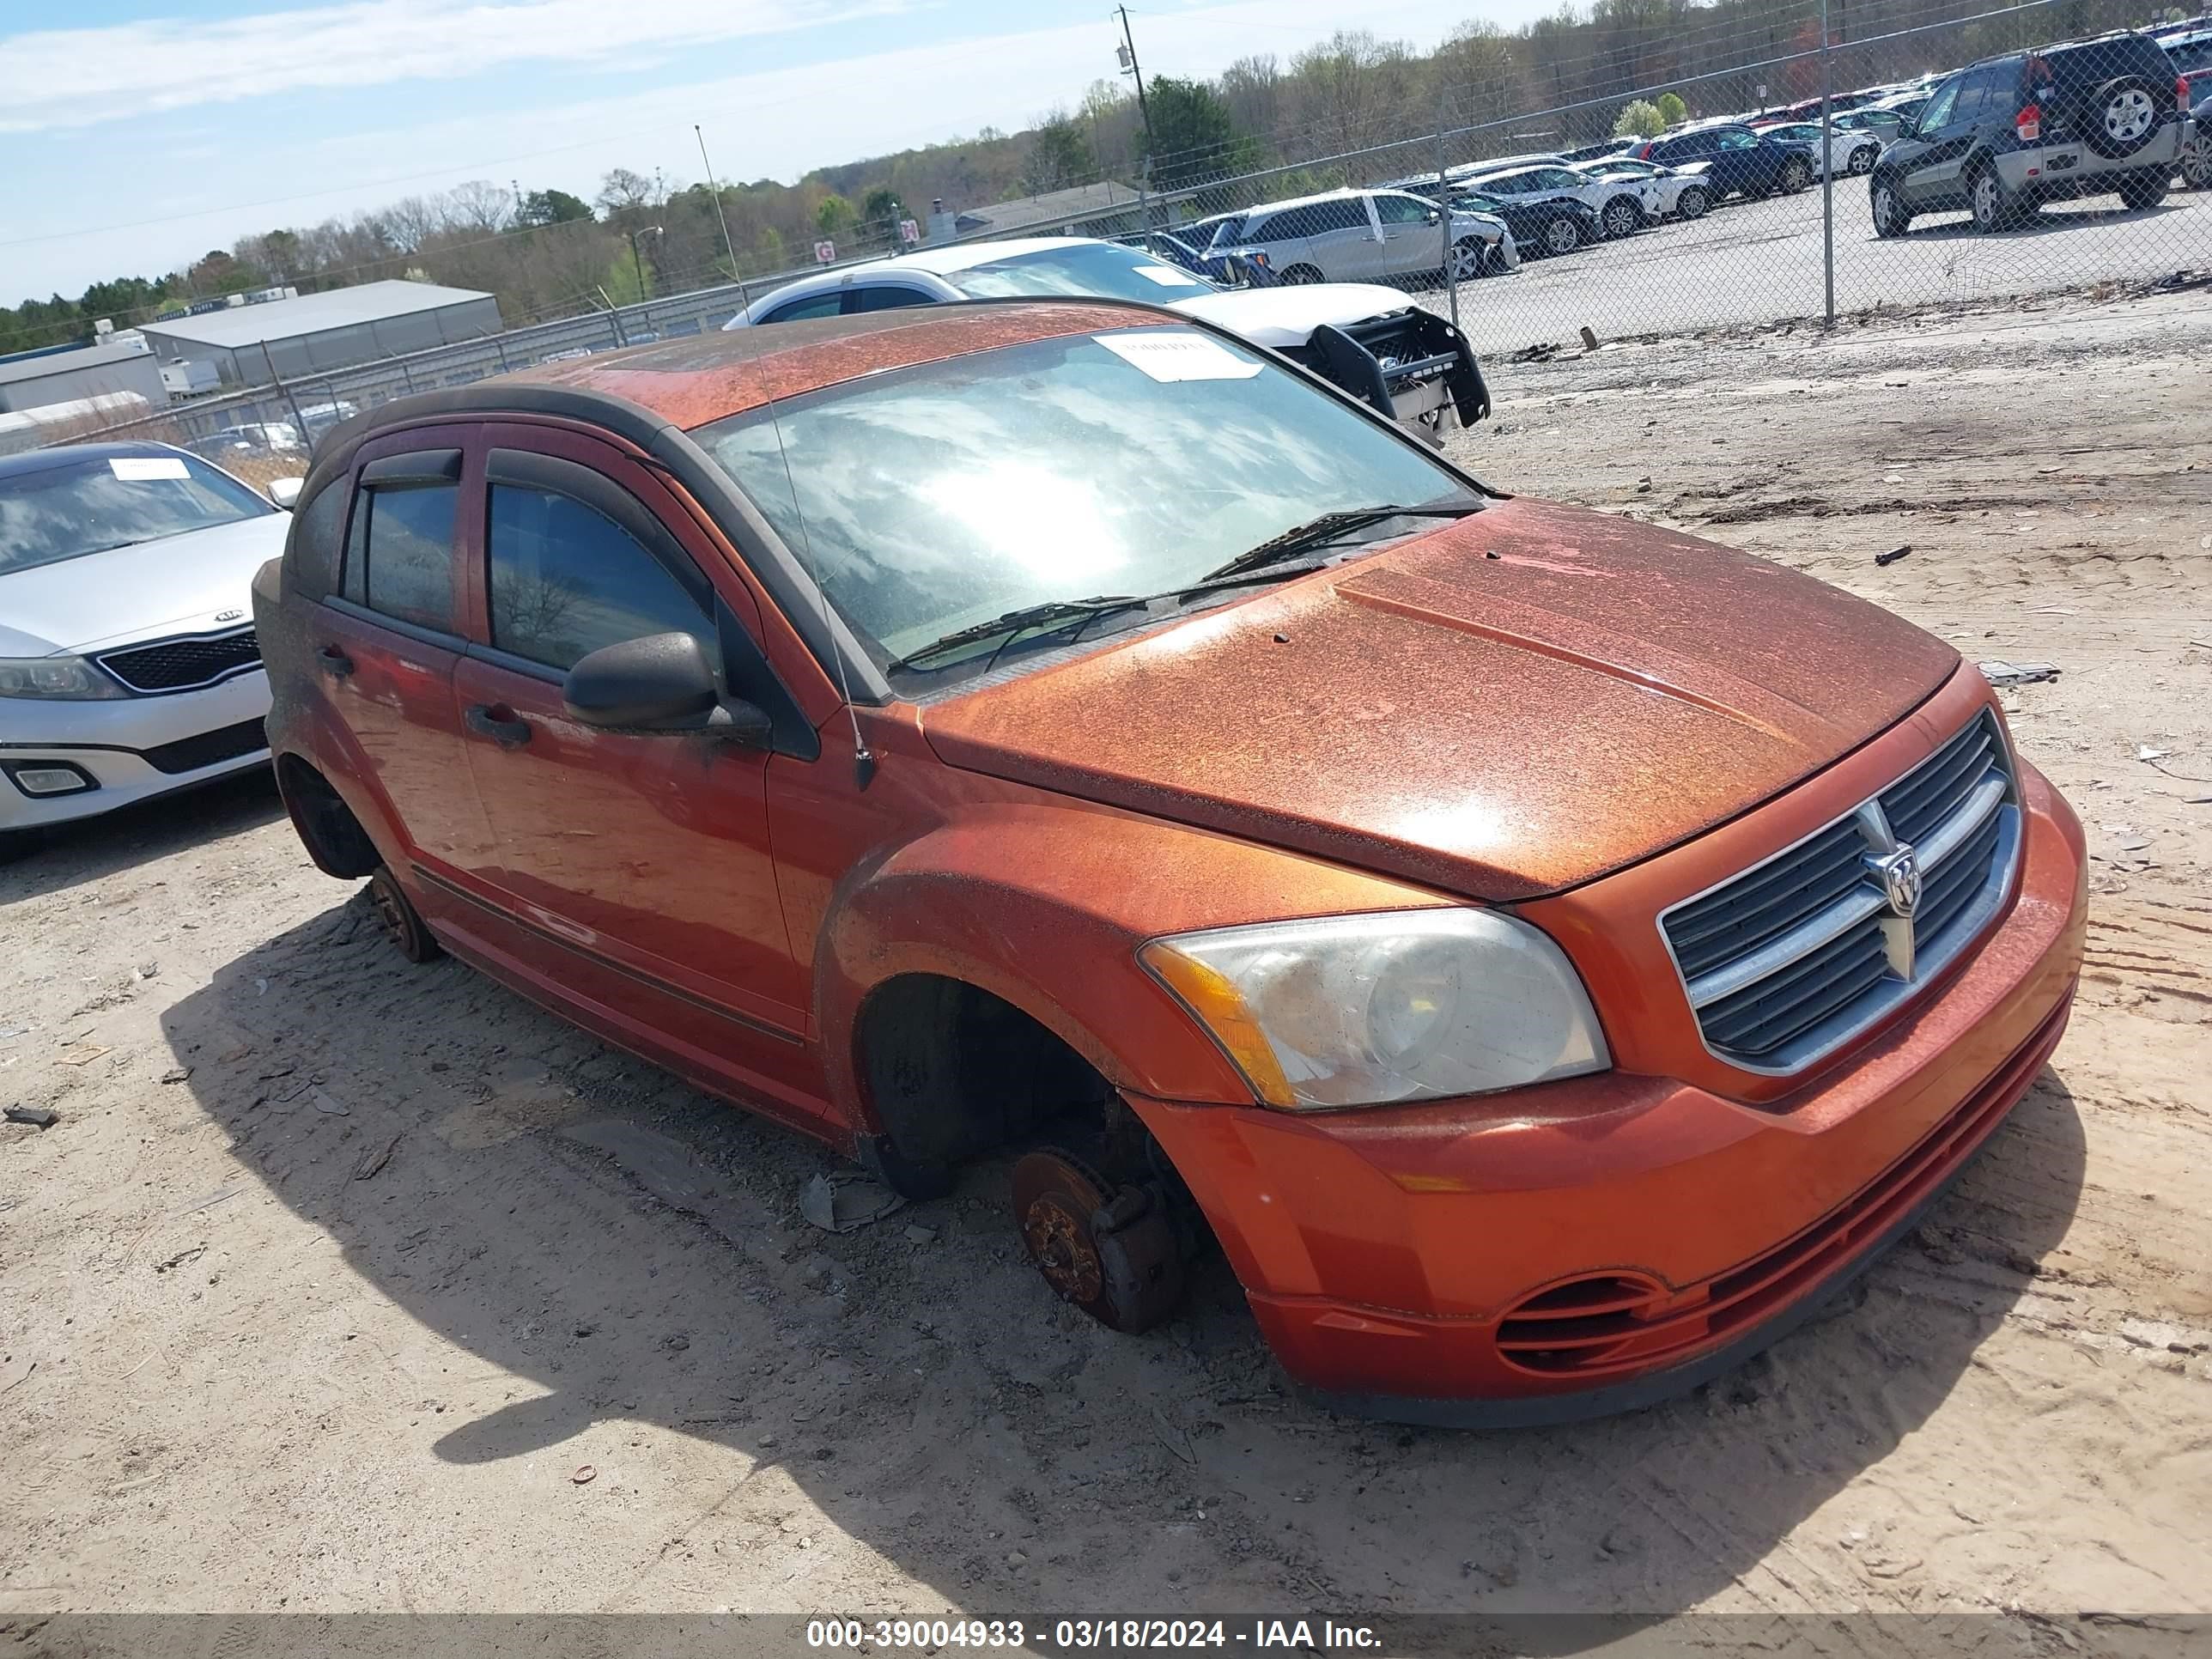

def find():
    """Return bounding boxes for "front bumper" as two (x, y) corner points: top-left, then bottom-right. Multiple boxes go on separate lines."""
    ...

(1123, 753), (2087, 1425)
(1304, 309), (1491, 432)
(0, 670), (272, 830)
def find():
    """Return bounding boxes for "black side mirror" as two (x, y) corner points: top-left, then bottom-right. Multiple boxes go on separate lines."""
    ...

(564, 631), (769, 746)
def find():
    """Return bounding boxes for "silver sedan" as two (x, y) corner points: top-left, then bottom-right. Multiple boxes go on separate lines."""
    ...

(0, 441), (298, 851)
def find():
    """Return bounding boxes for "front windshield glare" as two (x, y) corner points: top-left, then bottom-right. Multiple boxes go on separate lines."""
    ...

(0, 451), (273, 577)
(696, 329), (1472, 674)
(945, 244), (1216, 304)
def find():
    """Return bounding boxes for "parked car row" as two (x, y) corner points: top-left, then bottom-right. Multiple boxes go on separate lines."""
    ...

(723, 234), (1492, 444)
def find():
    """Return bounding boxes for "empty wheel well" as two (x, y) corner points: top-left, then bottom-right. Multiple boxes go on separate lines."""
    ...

(276, 754), (379, 878)
(854, 975), (1114, 1195)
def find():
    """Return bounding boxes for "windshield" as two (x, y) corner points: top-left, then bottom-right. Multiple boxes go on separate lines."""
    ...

(696, 329), (1473, 681)
(0, 450), (274, 577)
(943, 243), (1218, 304)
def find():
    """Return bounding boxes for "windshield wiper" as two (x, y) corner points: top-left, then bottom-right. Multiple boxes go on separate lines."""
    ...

(886, 594), (1148, 673)
(1198, 501), (1481, 586)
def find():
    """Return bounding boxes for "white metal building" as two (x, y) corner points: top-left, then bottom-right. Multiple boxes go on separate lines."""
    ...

(136, 281), (503, 386)
(0, 335), (167, 416)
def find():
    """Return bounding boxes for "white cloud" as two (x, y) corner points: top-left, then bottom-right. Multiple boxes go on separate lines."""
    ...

(0, 0), (915, 132)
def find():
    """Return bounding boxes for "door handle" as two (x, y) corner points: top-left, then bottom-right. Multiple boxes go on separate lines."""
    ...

(465, 703), (532, 748)
(317, 645), (354, 678)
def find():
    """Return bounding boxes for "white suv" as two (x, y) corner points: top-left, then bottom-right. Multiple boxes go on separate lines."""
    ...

(1202, 188), (1517, 283)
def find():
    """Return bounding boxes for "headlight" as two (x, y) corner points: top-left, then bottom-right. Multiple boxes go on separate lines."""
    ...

(1139, 908), (1609, 1111)
(0, 656), (127, 701)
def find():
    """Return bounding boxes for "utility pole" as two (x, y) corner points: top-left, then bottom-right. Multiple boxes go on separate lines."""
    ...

(1116, 6), (1155, 179)
(511, 179), (526, 225)
(695, 124), (750, 307)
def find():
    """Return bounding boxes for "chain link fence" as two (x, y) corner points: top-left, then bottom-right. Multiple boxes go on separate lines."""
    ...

(41, 0), (2208, 478)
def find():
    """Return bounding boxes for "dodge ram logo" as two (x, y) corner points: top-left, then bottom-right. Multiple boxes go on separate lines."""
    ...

(1869, 845), (1923, 920)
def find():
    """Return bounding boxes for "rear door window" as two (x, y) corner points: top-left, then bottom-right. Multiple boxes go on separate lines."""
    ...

(343, 482), (458, 633)
(763, 292), (844, 323)
(849, 285), (933, 313)
(1312, 198), (1369, 233)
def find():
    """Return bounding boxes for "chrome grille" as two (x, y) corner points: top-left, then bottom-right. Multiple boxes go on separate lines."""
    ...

(1660, 712), (2020, 1074)
(95, 627), (261, 694)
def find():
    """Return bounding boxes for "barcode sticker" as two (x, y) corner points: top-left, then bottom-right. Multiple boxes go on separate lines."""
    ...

(1094, 331), (1261, 383)
(109, 457), (190, 481)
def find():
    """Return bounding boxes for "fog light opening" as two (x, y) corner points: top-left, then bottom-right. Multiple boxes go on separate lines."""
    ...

(4, 762), (96, 798)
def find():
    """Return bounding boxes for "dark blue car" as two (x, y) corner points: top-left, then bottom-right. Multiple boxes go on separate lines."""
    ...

(1125, 231), (1282, 288)
(1635, 123), (1814, 200)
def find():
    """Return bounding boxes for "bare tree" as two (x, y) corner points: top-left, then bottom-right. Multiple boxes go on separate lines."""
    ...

(1287, 30), (1419, 159)
(382, 195), (444, 254)
(595, 167), (659, 222)
(1218, 55), (1285, 143)
(444, 179), (515, 235)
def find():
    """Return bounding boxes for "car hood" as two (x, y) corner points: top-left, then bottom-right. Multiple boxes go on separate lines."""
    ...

(0, 513), (289, 656)
(921, 497), (1960, 902)
(1168, 285), (1428, 348)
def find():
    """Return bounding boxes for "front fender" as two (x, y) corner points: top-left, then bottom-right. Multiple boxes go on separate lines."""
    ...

(811, 802), (1453, 1132)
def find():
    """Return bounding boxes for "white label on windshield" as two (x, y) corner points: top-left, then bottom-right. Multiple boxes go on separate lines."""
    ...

(109, 457), (189, 481)
(1134, 264), (1205, 287)
(1095, 331), (1261, 383)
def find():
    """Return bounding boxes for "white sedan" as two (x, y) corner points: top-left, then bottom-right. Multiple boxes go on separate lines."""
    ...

(1565, 156), (1717, 221)
(726, 236), (1495, 441)
(1454, 163), (1653, 240)
(0, 442), (297, 854)
(1759, 120), (1883, 177)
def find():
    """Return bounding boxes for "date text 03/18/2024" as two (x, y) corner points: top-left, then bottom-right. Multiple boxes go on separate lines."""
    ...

(805, 1618), (1382, 1650)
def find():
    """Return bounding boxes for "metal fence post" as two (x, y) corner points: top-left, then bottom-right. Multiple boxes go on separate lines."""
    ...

(1821, 0), (1836, 327)
(1437, 111), (1461, 337)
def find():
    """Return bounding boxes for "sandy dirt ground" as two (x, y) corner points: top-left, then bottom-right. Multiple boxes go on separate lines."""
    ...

(3, 289), (2209, 1633)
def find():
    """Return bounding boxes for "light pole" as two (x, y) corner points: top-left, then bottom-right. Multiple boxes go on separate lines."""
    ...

(627, 224), (662, 302)
(1116, 6), (1155, 177)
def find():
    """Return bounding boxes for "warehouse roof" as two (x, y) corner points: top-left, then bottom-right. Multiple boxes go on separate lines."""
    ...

(136, 280), (493, 348)
(0, 336), (155, 388)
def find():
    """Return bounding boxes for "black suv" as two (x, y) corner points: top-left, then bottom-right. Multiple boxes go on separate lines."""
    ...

(1869, 30), (2190, 234)
(1633, 124), (1813, 200)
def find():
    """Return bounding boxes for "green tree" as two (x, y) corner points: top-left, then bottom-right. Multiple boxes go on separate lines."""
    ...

(860, 185), (902, 227)
(1656, 91), (1689, 126)
(815, 194), (855, 237)
(520, 188), (593, 227)
(1144, 76), (1256, 189)
(1613, 97), (1666, 137)
(1021, 112), (1094, 193)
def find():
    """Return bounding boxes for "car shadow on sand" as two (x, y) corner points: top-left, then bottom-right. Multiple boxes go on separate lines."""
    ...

(161, 888), (2087, 1628)
(1897, 198), (2191, 240)
(0, 769), (284, 904)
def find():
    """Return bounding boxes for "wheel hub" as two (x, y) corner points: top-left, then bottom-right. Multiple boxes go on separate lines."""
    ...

(1011, 1149), (1184, 1334)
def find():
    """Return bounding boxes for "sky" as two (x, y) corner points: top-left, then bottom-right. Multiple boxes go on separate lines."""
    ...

(0, 0), (1545, 307)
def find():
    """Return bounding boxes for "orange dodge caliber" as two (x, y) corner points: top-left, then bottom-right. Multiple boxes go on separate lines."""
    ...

(256, 300), (2086, 1425)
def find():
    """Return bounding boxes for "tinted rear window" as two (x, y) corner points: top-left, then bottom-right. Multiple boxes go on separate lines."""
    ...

(2045, 36), (2172, 84)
